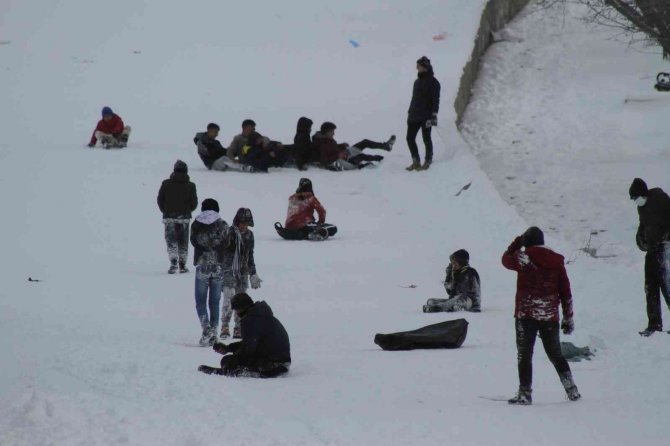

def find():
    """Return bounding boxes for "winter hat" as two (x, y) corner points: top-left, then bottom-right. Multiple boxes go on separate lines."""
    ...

(320, 122), (337, 133)
(417, 56), (432, 69)
(233, 207), (254, 227)
(450, 249), (470, 266)
(231, 293), (254, 312)
(629, 178), (649, 199)
(201, 198), (219, 213)
(522, 227), (544, 247)
(296, 178), (313, 194)
(101, 106), (113, 117)
(173, 159), (188, 173)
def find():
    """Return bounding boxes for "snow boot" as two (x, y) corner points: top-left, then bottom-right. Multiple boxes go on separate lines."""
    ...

(560, 373), (581, 401)
(384, 135), (396, 151)
(420, 160), (432, 171)
(199, 327), (214, 347)
(422, 304), (439, 313)
(168, 264), (178, 274)
(307, 226), (329, 241)
(406, 161), (421, 171)
(639, 326), (662, 337)
(179, 263), (189, 274)
(233, 327), (242, 339)
(508, 388), (532, 405)
(208, 327), (218, 346)
(198, 365), (222, 375)
(220, 325), (230, 339)
(566, 386), (581, 401)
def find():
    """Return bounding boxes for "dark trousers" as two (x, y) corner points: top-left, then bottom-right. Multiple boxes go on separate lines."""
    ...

(220, 355), (290, 378)
(645, 243), (670, 330)
(164, 221), (189, 266)
(515, 319), (571, 390)
(406, 122), (433, 163)
(353, 139), (386, 150)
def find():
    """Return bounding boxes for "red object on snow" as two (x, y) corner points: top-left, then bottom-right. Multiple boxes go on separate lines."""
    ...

(432, 33), (447, 41)
(89, 114), (125, 145)
(284, 192), (326, 230)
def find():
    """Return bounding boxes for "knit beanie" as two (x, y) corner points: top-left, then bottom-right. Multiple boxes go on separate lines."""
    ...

(417, 56), (432, 69)
(201, 198), (219, 213)
(231, 293), (254, 312)
(629, 178), (649, 199)
(296, 178), (313, 194)
(522, 227), (545, 247)
(101, 106), (113, 117)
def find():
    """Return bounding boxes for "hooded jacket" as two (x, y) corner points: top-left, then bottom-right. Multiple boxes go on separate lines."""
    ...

(89, 113), (125, 145)
(284, 192), (326, 230)
(227, 301), (291, 363)
(194, 132), (227, 169)
(313, 131), (345, 166)
(222, 226), (256, 277)
(294, 117), (316, 167)
(407, 70), (441, 123)
(635, 188), (670, 251)
(190, 211), (229, 266)
(444, 265), (481, 311)
(502, 237), (573, 322)
(157, 172), (198, 219)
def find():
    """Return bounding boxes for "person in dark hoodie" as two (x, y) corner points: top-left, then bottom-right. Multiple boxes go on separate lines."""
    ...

(313, 122), (395, 171)
(406, 56), (441, 171)
(190, 199), (229, 346)
(293, 117), (317, 171)
(157, 160), (198, 274)
(193, 123), (229, 170)
(274, 178), (337, 241)
(220, 208), (262, 339)
(502, 227), (580, 405)
(198, 293), (291, 378)
(423, 249), (481, 313)
(629, 178), (670, 336)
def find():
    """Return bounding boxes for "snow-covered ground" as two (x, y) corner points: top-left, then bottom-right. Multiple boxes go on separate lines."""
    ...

(1, 1), (669, 445)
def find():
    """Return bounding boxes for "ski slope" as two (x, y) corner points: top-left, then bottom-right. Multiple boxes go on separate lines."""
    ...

(1, 1), (668, 445)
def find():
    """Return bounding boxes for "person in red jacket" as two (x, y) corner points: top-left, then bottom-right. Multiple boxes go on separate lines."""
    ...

(274, 178), (337, 241)
(502, 227), (580, 405)
(88, 106), (132, 148)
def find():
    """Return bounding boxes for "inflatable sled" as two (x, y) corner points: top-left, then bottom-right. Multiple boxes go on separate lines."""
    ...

(655, 72), (670, 92)
(274, 222), (337, 241)
(374, 319), (469, 351)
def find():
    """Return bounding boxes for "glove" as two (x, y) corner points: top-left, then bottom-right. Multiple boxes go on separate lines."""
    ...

(213, 342), (228, 354)
(426, 114), (438, 128)
(250, 274), (262, 289)
(561, 319), (574, 335)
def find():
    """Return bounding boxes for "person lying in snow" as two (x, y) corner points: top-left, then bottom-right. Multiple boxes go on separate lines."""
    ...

(423, 249), (481, 313)
(313, 121), (395, 171)
(193, 123), (230, 170)
(198, 293), (291, 378)
(274, 178), (337, 241)
(87, 106), (131, 149)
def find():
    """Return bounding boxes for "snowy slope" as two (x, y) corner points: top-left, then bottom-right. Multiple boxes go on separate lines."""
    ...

(1, 1), (669, 445)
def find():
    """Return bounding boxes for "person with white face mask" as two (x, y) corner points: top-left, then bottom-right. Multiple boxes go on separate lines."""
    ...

(629, 178), (670, 336)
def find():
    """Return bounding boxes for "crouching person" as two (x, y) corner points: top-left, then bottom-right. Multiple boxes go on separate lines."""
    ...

(423, 249), (481, 313)
(198, 293), (291, 378)
(87, 106), (131, 149)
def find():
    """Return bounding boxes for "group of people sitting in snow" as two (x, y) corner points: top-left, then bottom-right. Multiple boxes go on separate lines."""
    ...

(194, 118), (396, 172)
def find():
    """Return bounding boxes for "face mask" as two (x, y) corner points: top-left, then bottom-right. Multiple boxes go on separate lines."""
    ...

(634, 197), (647, 207)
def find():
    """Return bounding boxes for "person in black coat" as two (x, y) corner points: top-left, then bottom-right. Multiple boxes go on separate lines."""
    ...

(194, 123), (228, 170)
(630, 178), (670, 336)
(157, 160), (198, 273)
(198, 293), (291, 378)
(293, 117), (316, 171)
(423, 249), (481, 313)
(406, 56), (441, 171)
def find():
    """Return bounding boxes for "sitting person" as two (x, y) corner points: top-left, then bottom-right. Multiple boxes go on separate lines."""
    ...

(423, 249), (481, 313)
(293, 117), (318, 171)
(243, 132), (289, 172)
(87, 106), (132, 149)
(313, 122), (395, 171)
(193, 123), (231, 170)
(198, 293), (291, 378)
(275, 178), (337, 241)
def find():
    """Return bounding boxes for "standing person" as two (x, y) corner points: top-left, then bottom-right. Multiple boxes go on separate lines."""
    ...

(190, 199), (229, 346)
(220, 208), (263, 339)
(406, 56), (440, 171)
(87, 106), (132, 149)
(274, 178), (337, 241)
(502, 227), (580, 405)
(157, 160), (198, 274)
(423, 249), (481, 313)
(629, 178), (670, 336)
(198, 293), (291, 378)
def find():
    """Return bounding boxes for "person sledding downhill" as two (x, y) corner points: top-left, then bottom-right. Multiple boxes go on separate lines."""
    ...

(629, 178), (670, 337)
(406, 56), (440, 171)
(220, 208), (263, 339)
(190, 199), (228, 346)
(423, 249), (481, 313)
(87, 106), (132, 149)
(274, 178), (337, 241)
(502, 227), (581, 405)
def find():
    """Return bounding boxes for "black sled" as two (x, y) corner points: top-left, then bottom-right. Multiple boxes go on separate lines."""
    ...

(274, 222), (337, 241)
(374, 319), (469, 351)
(655, 72), (670, 92)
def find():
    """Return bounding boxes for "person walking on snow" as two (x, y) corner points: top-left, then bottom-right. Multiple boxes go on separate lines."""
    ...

(190, 199), (229, 346)
(423, 249), (481, 313)
(157, 160), (198, 274)
(629, 178), (670, 336)
(502, 227), (580, 405)
(406, 56), (440, 171)
(198, 293), (291, 378)
(275, 178), (337, 241)
(87, 106), (132, 149)
(220, 208), (262, 339)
